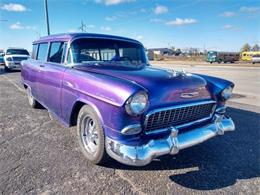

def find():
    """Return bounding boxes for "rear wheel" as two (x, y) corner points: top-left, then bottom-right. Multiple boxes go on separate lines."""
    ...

(77, 105), (109, 165)
(27, 87), (39, 108)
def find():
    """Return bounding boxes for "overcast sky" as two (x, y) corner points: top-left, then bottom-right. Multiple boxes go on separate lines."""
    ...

(0, 0), (259, 51)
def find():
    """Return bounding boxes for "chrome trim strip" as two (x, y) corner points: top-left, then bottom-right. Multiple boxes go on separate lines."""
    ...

(144, 100), (216, 133)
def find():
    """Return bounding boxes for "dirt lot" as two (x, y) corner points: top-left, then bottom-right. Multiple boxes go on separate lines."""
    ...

(0, 65), (259, 194)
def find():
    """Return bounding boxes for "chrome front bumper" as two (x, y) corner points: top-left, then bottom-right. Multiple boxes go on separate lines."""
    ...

(106, 114), (235, 166)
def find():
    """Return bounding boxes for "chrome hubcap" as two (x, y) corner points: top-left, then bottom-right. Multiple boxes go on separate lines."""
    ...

(81, 116), (99, 154)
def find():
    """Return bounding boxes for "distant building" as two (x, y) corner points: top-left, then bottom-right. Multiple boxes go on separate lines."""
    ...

(148, 48), (174, 60)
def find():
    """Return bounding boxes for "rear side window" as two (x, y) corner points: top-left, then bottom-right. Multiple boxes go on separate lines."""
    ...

(31, 44), (38, 59)
(37, 43), (48, 61)
(48, 42), (67, 64)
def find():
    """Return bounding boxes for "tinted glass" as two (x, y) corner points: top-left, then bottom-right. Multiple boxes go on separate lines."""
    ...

(37, 43), (48, 61)
(6, 49), (29, 55)
(31, 44), (38, 59)
(70, 38), (147, 67)
(48, 42), (66, 63)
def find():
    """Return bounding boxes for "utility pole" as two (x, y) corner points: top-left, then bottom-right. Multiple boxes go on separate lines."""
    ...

(44, 0), (50, 35)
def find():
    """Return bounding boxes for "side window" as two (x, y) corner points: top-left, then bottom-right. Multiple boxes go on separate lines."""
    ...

(37, 43), (48, 61)
(48, 42), (66, 64)
(31, 44), (38, 59)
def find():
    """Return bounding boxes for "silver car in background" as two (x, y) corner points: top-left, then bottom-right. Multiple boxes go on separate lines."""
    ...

(252, 54), (260, 64)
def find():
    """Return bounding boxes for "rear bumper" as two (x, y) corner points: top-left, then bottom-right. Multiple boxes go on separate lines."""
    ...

(105, 114), (235, 166)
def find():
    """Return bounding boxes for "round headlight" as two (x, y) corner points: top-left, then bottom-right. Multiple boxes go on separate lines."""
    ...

(6, 57), (12, 61)
(125, 92), (148, 116)
(221, 86), (233, 100)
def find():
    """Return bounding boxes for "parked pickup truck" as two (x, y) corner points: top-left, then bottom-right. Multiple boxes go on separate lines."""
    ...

(21, 33), (235, 166)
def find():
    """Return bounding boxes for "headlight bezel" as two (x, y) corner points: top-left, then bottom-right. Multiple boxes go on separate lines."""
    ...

(6, 57), (12, 61)
(221, 86), (233, 100)
(125, 91), (149, 116)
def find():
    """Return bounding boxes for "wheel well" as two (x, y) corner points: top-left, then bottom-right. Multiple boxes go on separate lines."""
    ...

(70, 101), (86, 126)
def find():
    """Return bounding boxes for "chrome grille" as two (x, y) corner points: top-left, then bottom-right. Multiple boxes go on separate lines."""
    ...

(144, 101), (216, 133)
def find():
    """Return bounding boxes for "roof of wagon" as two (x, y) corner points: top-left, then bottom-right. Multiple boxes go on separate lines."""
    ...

(32, 33), (142, 45)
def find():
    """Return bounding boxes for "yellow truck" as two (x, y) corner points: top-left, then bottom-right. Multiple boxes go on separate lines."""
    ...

(241, 51), (260, 61)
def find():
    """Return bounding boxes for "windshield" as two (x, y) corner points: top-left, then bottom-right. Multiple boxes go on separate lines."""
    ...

(207, 51), (217, 58)
(69, 38), (147, 66)
(6, 49), (29, 55)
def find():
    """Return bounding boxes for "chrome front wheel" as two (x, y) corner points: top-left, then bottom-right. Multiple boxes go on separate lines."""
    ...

(77, 105), (109, 165)
(80, 116), (99, 155)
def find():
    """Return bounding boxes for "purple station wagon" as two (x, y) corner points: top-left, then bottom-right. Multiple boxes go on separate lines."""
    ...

(21, 33), (235, 166)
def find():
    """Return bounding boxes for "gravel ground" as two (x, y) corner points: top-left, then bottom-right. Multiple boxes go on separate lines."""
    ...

(0, 67), (259, 195)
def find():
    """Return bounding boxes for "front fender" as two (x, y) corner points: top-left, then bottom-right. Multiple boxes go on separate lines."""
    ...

(61, 68), (144, 130)
(74, 98), (105, 126)
(196, 74), (234, 96)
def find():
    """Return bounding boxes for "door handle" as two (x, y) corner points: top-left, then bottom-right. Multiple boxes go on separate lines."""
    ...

(39, 64), (45, 67)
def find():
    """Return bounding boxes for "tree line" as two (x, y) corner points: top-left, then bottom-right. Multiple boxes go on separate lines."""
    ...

(241, 43), (260, 52)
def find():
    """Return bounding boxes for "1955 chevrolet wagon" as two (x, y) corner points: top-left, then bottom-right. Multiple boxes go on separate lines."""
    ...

(21, 33), (235, 166)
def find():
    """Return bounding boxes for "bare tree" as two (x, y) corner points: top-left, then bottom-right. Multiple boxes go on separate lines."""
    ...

(241, 43), (251, 52)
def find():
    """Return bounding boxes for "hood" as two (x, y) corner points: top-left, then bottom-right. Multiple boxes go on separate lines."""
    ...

(74, 64), (212, 108)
